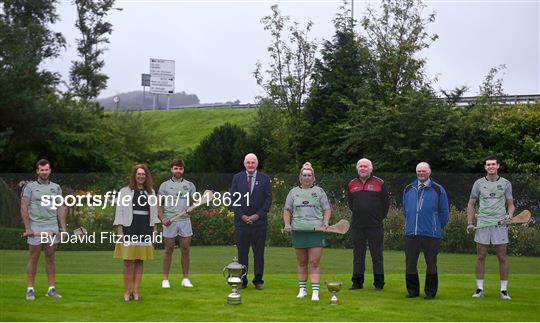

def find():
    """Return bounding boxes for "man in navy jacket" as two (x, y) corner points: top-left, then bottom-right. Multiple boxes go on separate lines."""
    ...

(229, 153), (272, 289)
(402, 162), (449, 299)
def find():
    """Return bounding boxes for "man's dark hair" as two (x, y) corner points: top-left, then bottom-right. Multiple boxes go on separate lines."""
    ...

(484, 155), (499, 165)
(35, 159), (51, 169)
(171, 159), (185, 168)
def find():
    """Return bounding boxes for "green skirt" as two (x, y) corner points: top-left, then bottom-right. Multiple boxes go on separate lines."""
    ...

(292, 231), (325, 248)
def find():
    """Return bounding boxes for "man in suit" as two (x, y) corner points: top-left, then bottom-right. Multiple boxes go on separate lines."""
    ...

(229, 153), (272, 290)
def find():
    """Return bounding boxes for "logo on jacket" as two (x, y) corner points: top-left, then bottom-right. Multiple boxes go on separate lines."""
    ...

(311, 193), (317, 198)
(497, 185), (503, 190)
(302, 200), (309, 205)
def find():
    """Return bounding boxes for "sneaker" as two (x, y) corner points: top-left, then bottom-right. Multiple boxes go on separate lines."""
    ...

(46, 287), (62, 298)
(162, 280), (171, 288)
(296, 288), (307, 299)
(311, 290), (320, 301)
(472, 289), (484, 298)
(181, 278), (193, 288)
(500, 290), (511, 300)
(26, 289), (35, 301)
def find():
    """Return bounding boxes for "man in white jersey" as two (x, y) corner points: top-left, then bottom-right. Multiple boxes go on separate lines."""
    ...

(158, 159), (196, 288)
(21, 159), (67, 300)
(466, 156), (515, 300)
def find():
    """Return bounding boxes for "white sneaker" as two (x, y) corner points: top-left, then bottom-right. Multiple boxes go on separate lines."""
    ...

(181, 278), (193, 288)
(296, 288), (307, 299)
(472, 289), (484, 298)
(311, 290), (319, 301)
(500, 290), (512, 300)
(26, 289), (35, 301)
(162, 280), (170, 288)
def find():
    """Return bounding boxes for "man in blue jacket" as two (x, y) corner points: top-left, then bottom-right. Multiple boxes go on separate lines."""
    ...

(230, 153), (272, 289)
(402, 162), (449, 299)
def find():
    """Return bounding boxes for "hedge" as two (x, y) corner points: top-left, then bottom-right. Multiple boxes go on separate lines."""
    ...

(2, 205), (538, 256)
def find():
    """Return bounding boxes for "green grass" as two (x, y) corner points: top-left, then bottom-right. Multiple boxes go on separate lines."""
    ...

(138, 108), (256, 151)
(1, 247), (539, 321)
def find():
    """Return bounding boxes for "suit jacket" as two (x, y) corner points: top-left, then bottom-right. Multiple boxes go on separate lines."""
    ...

(229, 171), (272, 228)
(113, 186), (160, 227)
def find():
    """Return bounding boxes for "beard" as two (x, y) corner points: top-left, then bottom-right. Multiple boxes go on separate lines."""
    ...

(358, 172), (370, 179)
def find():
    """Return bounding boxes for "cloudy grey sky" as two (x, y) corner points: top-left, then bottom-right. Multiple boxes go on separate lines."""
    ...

(46, 0), (539, 103)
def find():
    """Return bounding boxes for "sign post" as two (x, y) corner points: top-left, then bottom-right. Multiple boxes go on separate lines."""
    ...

(141, 73), (150, 110)
(150, 58), (175, 111)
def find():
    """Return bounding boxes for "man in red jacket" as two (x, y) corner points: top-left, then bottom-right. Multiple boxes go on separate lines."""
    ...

(347, 158), (390, 291)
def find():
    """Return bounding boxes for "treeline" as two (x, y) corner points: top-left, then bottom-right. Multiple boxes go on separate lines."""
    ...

(187, 2), (539, 175)
(1, 0), (538, 176)
(0, 0), (156, 172)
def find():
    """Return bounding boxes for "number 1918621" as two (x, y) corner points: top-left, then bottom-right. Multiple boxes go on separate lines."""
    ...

(185, 191), (249, 207)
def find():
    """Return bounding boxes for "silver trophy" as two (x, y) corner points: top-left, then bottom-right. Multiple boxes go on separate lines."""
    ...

(223, 257), (246, 305)
(326, 281), (343, 305)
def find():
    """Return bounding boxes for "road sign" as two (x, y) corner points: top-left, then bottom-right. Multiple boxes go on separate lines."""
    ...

(150, 58), (175, 94)
(141, 73), (150, 87)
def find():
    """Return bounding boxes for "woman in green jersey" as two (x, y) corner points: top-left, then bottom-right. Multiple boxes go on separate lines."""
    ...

(282, 162), (331, 301)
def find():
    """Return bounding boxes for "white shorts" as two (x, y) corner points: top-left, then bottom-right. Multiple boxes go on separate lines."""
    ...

(474, 225), (509, 245)
(163, 218), (193, 238)
(27, 223), (60, 246)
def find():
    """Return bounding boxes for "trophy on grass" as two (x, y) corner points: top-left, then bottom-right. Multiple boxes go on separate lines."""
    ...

(326, 281), (343, 305)
(223, 257), (246, 305)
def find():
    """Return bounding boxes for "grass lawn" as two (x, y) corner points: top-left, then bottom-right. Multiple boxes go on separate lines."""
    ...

(139, 108), (256, 151)
(0, 247), (539, 321)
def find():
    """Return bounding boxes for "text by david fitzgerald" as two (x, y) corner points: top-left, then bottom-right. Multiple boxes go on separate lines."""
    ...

(41, 232), (163, 247)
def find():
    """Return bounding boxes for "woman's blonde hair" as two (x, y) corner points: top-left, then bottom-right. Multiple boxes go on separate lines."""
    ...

(298, 162), (316, 185)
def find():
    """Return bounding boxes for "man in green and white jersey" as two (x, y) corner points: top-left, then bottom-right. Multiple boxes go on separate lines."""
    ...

(467, 156), (515, 300)
(21, 159), (67, 300)
(158, 159), (196, 289)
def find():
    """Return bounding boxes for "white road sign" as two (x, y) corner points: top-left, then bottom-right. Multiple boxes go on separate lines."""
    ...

(150, 58), (175, 94)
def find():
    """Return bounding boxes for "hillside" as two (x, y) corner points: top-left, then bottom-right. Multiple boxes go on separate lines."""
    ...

(138, 108), (256, 151)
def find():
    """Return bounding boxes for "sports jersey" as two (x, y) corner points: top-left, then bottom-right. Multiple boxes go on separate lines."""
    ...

(284, 186), (331, 231)
(158, 178), (196, 218)
(470, 176), (513, 227)
(22, 180), (62, 226)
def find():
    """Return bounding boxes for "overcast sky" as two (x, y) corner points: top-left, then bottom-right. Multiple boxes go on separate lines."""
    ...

(46, 0), (539, 103)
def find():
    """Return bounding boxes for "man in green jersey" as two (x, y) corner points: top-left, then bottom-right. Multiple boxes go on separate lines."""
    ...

(467, 156), (515, 300)
(21, 159), (67, 300)
(158, 159), (196, 289)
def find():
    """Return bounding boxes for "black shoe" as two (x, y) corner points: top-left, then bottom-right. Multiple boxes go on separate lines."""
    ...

(374, 286), (384, 291)
(238, 283), (247, 289)
(405, 293), (419, 298)
(424, 295), (435, 300)
(349, 284), (363, 290)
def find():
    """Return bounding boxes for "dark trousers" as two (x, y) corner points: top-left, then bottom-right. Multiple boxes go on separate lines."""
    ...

(235, 224), (266, 285)
(351, 226), (385, 288)
(405, 235), (440, 297)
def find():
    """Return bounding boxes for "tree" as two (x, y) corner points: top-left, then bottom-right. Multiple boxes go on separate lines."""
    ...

(301, 5), (375, 171)
(189, 123), (255, 173)
(254, 4), (317, 167)
(0, 0), (66, 170)
(69, 0), (115, 104)
(361, 0), (438, 103)
(441, 85), (468, 107)
(476, 64), (506, 105)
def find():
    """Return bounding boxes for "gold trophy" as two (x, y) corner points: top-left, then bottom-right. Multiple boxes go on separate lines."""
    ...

(223, 257), (246, 305)
(326, 281), (343, 305)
